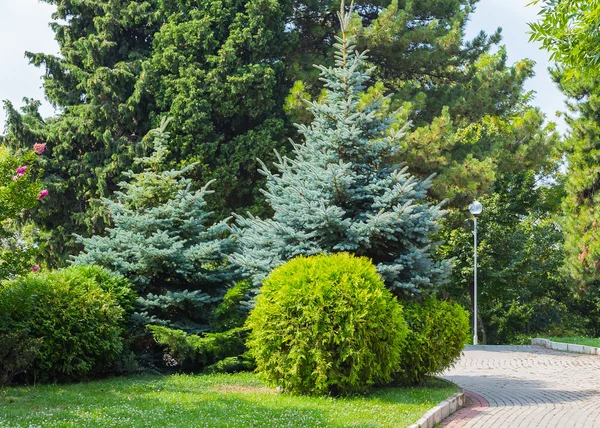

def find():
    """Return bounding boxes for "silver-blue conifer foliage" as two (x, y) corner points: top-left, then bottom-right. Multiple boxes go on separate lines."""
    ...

(230, 4), (451, 298)
(74, 118), (236, 333)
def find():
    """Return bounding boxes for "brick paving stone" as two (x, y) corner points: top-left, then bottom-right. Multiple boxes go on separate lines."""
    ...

(440, 345), (600, 427)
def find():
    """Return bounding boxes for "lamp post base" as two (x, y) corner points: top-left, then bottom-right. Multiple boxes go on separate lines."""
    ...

(473, 334), (478, 346)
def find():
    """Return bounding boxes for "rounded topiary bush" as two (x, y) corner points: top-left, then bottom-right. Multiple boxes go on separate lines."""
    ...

(246, 253), (408, 395)
(0, 265), (136, 383)
(396, 297), (469, 384)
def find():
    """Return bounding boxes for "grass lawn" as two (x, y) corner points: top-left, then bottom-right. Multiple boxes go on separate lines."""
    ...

(0, 373), (456, 427)
(543, 336), (600, 348)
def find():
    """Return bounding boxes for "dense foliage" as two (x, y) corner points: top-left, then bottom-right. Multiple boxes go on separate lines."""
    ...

(0, 330), (42, 387)
(74, 120), (236, 335)
(141, 0), (292, 216)
(148, 325), (250, 373)
(246, 253), (408, 395)
(0, 265), (135, 383)
(529, 0), (600, 79)
(397, 298), (469, 384)
(232, 8), (450, 298)
(1, 0), (558, 261)
(0, 144), (45, 280)
(2, 1), (163, 262)
(288, 2), (559, 208)
(436, 173), (578, 343)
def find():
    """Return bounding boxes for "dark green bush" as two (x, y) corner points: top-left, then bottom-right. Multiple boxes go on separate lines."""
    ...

(0, 330), (42, 386)
(0, 265), (136, 383)
(246, 253), (408, 395)
(148, 325), (248, 372)
(397, 297), (469, 384)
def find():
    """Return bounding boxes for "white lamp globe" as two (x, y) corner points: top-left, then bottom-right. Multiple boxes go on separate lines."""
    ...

(469, 201), (483, 216)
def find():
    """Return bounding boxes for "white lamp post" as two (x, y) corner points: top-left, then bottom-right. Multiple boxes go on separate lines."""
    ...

(469, 201), (482, 345)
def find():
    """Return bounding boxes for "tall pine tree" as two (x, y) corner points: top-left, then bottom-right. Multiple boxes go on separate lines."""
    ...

(557, 73), (600, 293)
(231, 4), (450, 298)
(74, 119), (235, 333)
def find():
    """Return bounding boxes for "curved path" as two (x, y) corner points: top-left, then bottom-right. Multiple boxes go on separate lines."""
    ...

(441, 345), (600, 427)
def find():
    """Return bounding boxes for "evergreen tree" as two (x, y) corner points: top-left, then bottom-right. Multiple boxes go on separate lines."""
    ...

(73, 119), (235, 333)
(556, 74), (600, 294)
(140, 0), (293, 216)
(2, 1), (163, 262)
(286, 1), (560, 208)
(231, 5), (450, 298)
(2, 0), (291, 262)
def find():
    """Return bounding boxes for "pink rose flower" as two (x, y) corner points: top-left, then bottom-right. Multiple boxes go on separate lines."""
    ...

(37, 189), (49, 200)
(31, 265), (40, 272)
(15, 166), (27, 175)
(12, 175), (19, 181)
(33, 143), (46, 155)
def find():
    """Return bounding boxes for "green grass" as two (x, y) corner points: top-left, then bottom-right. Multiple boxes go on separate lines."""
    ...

(543, 336), (600, 347)
(0, 373), (456, 427)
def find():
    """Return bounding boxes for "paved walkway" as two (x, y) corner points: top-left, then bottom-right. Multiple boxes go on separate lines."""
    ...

(441, 345), (600, 427)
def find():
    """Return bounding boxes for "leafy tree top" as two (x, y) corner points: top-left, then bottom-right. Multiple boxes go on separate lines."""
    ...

(529, 0), (600, 79)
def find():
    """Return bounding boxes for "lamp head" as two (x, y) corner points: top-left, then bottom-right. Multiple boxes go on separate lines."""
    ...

(469, 201), (483, 217)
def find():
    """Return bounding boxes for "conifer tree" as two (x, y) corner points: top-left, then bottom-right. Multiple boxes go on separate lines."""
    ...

(231, 4), (450, 298)
(556, 74), (600, 293)
(74, 119), (235, 333)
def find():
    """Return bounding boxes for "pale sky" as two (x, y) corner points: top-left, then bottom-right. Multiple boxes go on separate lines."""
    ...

(0, 0), (567, 134)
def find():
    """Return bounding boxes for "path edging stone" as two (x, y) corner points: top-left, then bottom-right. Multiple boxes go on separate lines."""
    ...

(408, 382), (466, 428)
(531, 337), (600, 355)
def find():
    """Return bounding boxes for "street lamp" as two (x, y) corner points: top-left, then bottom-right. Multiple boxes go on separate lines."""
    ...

(469, 201), (482, 345)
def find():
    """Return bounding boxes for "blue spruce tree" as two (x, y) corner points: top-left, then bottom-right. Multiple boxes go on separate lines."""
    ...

(74, 119), (235, 333)
(231, 4), (451, 298)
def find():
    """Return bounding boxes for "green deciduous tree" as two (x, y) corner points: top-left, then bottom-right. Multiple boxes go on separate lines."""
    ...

(231, 6), (450, 298)
(436, 172), (574, 344)
(529, 0), (600, 79)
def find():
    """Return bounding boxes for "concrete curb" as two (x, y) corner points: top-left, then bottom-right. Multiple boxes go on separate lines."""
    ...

(408, 381), (466, 428)
(532, 338), (600, 355)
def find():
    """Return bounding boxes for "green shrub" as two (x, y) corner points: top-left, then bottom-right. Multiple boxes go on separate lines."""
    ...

(397, 297), (469, 384)
(148, 325), (248, 372)
(0, 265), (136, 383)
(0, 330), (42, 386)
(246, 253), (408, 395)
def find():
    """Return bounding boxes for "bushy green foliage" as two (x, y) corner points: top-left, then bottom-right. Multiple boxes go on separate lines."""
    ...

(0, 145), (44, 280)
(0, 265), (135, 383)
(0, 330), (42, 386)
(436, 172), (575, 343)
(529, 0), (600, 79)
(397, 298), (468, 384)
(232, 8), (450, 298)
(246, 253), (408, 396)
(148, 325), (248, 372)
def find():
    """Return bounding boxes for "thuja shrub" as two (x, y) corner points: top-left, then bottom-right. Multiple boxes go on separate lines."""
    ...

(396, 297), (469, 384)
(246, 253), (408, 395)
(0, 265), (136, 383)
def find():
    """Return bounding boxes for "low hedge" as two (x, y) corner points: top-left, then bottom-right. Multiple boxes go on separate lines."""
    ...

(397, 297), (469, 384)
(0, 265), (136, 383)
